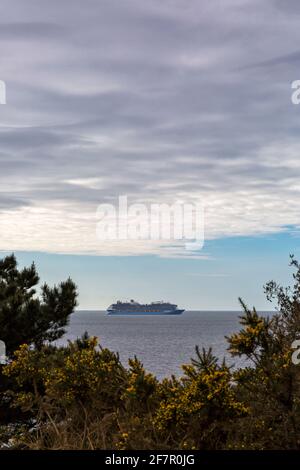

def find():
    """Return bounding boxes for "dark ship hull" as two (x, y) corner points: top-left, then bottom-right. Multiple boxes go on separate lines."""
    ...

(107, 308), (184, 315)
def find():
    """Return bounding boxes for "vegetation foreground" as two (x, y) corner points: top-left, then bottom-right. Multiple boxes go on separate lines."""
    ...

(0, 254), (300, 450)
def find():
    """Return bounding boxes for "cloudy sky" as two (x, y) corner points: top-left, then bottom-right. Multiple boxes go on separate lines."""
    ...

(0, 0), (300, 308)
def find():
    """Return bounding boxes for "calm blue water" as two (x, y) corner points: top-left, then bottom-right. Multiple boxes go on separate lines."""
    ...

(59, 310), (273, 379)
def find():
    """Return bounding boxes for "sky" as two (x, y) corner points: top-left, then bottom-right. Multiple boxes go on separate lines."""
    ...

(0, 0), (300, 309)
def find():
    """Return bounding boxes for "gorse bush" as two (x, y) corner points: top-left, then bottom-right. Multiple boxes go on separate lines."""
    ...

(1, 254), (300, 449)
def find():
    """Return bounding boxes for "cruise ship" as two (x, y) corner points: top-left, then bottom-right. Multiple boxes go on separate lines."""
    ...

(107, 300), (184, 315)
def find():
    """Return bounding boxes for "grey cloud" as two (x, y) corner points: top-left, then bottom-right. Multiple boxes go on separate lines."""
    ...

(240, 50), (300, 70)
(0, 0), (300, 254)
(0, 22), (66, 40)
(0, 194), (29, 210)
(273, 0), (300, 15)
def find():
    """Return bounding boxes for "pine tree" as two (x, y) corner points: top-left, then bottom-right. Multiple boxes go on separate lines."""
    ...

(0, 254), (77, 356)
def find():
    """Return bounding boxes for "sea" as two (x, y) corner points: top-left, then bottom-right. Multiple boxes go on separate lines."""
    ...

(59, 310), (273, 380)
